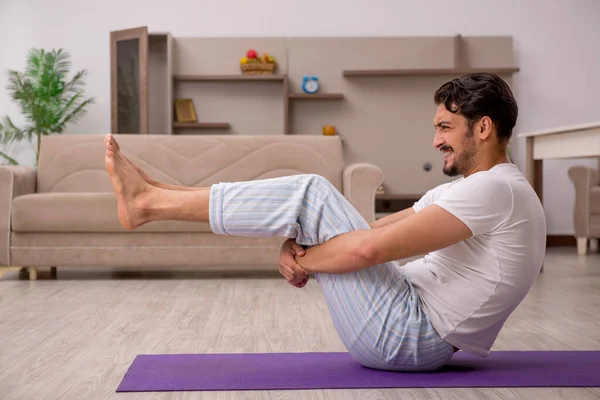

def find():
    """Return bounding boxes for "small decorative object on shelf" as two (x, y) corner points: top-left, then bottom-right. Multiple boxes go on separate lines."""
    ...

(174, 99), (197, 122)
(322, 125), (336, 136)
(240, 49), (277, 75)
(302, 76), (319, 94)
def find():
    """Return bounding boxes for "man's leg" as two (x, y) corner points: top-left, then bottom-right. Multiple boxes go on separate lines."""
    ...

(105, 135), (214, 229)
(209, 174), (455, 371)
(104, 134), (454, 371)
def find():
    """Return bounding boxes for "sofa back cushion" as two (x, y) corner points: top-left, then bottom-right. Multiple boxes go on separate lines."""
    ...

(36, 134), (344, 193)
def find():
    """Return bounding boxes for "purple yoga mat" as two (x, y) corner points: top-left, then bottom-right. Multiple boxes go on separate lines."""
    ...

(116, 351), (600, 392)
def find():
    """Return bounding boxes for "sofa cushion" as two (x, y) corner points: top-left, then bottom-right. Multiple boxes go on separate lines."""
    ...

(11, 193), (213, 233)
(36, 134), (344, 194)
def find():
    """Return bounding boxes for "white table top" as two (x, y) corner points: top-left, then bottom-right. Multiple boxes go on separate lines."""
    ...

(517, 121), (600, 138)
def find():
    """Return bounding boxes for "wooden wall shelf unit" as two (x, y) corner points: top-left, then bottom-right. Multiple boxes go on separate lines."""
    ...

(110, 29), (519, 195)
(288, 93), (345, 100)
(343, 67), (520, 77)
(173, 74), (286, 82)
(173, 122), (231, 129)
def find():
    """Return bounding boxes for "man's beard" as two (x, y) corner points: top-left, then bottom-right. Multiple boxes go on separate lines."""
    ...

(443, 156), (460, 177)
(442, 128), (475, 177)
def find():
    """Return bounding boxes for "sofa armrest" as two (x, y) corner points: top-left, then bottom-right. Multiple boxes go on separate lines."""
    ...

(343, 163), (384, 223)
(0, 166), (37, 265)
(568, 165), (599, 238)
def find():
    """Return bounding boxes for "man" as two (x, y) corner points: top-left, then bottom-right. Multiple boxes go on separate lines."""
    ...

(104, 73), (546, 372)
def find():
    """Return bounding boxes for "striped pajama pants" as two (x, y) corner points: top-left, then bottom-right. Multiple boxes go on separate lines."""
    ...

(209, 174), (455, 371)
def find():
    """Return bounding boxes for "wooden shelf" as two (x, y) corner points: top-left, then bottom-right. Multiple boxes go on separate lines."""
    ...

(343, 67), (520, 77)
(173, 122), (231, 129)
(288, 93), (344, 100)
(173, 74), (287, 82)
(376, 194), (423, 200)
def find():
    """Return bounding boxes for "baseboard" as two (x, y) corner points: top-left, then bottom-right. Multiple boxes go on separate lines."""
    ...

(547, 235), (576, 247)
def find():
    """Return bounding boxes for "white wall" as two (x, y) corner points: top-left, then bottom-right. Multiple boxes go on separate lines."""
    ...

(1, 0), (599, 234)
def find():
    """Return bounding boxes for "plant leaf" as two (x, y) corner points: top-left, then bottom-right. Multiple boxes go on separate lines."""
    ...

(0, 116), (28, 144)
(0, 151), (19, 165)
(54, 97), (95, 132)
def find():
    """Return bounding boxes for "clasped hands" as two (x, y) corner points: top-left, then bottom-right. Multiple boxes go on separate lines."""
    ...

(278, 238), (310, 288)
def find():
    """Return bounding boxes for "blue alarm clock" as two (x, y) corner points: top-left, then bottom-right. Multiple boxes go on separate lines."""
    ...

(302, 76), (319, 94)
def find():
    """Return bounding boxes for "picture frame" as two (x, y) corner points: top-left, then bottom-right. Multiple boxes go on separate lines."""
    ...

(174, 99), (197, 123)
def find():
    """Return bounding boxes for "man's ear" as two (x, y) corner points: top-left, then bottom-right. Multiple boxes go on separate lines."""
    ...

(478, 116), (493, 140)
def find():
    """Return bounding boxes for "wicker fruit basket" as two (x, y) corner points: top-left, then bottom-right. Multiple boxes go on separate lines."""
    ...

(240, 49), (277, 75)
(240, 62), (276, 75)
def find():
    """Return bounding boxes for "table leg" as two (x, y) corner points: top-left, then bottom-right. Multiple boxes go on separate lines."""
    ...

(526, 136), (545, 271)
(525, 136), (543, 202)
(534, 160), (543, 203)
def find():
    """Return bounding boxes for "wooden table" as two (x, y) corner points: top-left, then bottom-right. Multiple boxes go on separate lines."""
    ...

(518, 121), (600, 203)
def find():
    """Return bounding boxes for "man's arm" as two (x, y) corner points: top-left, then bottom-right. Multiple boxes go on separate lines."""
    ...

(295, 204), (472, 274)
(369, 207), (415, 229)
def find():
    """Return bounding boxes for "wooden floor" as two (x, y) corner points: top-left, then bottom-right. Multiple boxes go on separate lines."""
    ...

(1, 247), (599, 399)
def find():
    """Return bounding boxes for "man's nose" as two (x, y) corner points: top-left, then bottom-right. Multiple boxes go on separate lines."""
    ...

(433, 132), (443, 148)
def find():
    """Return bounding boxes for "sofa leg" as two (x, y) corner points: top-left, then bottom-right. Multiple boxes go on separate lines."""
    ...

(590, 238), (598, 253)
(577, 238), (588, 256)
(50, 266), (57, 278)
(28, 267), (38, 281)
(0, 266), (12, 279)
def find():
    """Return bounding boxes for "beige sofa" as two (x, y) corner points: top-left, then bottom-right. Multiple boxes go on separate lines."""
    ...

(1, 134), (384, 279)
(568, 165), (600, 255)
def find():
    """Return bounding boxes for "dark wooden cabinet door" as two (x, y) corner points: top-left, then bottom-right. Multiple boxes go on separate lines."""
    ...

(110, 26), (149, 134)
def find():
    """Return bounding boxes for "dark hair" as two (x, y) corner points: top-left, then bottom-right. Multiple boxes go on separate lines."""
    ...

(434, 73), (518, 141)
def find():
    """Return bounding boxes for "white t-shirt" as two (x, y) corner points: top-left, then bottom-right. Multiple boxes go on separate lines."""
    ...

(403, 163), (546, 356)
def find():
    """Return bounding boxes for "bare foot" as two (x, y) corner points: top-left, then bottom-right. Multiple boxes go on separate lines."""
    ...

(104, 134), (204, 193)
(105, 133), (154, 230)
(104, 134), (156, 185)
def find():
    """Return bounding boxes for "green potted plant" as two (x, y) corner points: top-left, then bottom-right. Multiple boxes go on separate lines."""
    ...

(0, 48), (94, 165)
